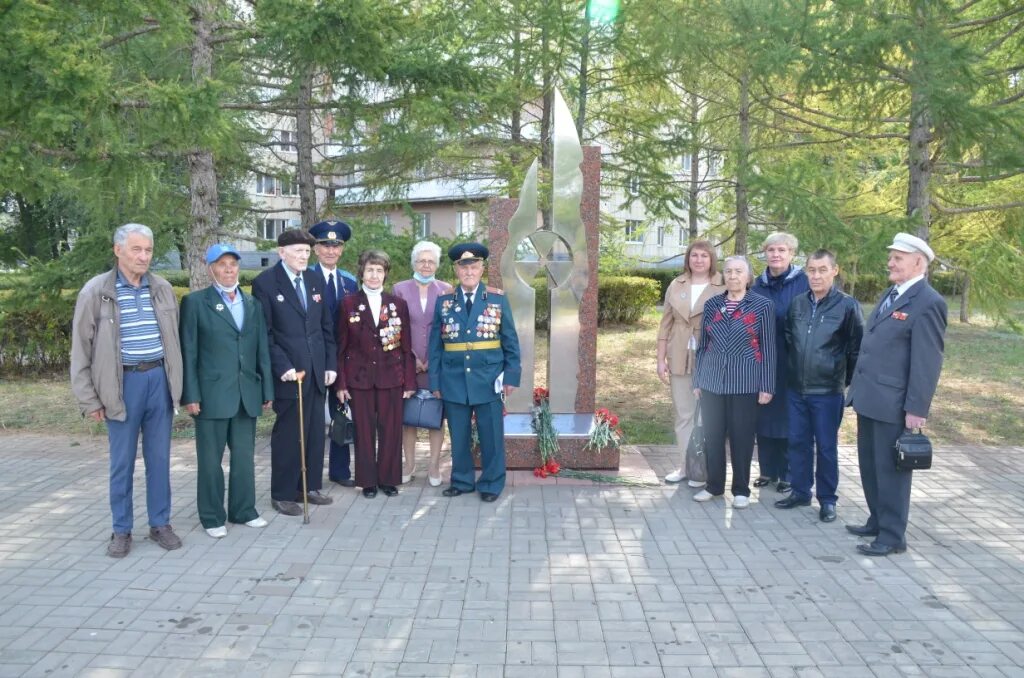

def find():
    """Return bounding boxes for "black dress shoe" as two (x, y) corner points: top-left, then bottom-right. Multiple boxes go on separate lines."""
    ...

(362, 486), (378, 498)
(380, 485), (399, 497)
(442, 486), (471, 497)
(753, 476), (774, 488)
(857, 542), (906, 557)
(776, 481), (792, 493)
(480, 492), (499, 503)
(306, 491), (333, 505)
(774, 495), (811, 509)
(845, 524), (879, 537)
(272, 499), (303, 516)
(819, 503), (837, 523)
(332, 478), (356, 487)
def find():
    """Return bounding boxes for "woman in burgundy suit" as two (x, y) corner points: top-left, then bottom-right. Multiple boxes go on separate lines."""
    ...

(336, 250), (417, 498)
(392, 241), (453, 487)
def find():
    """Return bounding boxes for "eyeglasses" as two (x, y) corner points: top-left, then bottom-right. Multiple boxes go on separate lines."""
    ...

(415, 259), (438, 267)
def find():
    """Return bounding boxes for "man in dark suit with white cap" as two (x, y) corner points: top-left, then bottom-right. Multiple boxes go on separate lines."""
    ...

(846, 232), (947, 556)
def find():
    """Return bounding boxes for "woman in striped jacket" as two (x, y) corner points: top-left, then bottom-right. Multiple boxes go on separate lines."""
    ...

(693, 255), (776, 508)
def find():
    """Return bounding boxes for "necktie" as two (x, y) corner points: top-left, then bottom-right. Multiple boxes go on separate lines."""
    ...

(465, 291), (473, 311)
(326, 272), (337, 313)
(294, 275), (306, 310)
(879, 286), (898, 315)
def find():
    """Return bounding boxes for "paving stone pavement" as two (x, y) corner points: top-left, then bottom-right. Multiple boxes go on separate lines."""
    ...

(1, 432), (1023, 677)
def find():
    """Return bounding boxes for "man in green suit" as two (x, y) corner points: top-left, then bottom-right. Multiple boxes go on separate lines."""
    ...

(180, 244), (275, 538)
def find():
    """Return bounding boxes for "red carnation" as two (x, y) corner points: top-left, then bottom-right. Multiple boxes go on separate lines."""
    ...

(545, 459), (561, 475)
(533, 467), (548, 478)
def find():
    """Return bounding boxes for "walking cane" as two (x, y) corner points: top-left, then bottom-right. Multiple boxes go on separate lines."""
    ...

(295, 370), (310, 524)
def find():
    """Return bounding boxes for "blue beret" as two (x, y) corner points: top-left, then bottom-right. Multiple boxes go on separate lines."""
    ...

(205, 243), (240, 264)
(448, 242), (489, 264)
(310, 220), (352, 244)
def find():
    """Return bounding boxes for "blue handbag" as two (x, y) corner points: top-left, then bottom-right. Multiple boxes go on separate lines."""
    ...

(402, 389), (444, 430)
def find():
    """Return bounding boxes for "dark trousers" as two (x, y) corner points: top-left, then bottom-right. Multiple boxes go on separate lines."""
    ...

(269, 381), (325, 501)
(194, 407), (258, 528)
(701, 391), (758, 497)
(350, 386), (402, 489)
(327, 395), (352, 481)
(857, 414), (912, 548)
(757, 435), (789, 481)
(787, 391), (844, 504)
(447, 399), (506, 496)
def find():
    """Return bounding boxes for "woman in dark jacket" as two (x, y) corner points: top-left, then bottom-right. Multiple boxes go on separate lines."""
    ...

(750, 232), (809, 492)
(336, 250), (417, 498)
(693, 256), (776, 508)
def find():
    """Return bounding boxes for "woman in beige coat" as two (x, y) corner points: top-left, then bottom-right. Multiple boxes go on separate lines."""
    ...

(656, 240), (725, 485)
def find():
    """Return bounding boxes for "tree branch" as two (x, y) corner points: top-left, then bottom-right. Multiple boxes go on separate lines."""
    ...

(101, 20), (160, 49)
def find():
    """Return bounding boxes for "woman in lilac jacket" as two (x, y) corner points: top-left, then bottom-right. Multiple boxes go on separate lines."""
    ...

(392, 241), (453, 487)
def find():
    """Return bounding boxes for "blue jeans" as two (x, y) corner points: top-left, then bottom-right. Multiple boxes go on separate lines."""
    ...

(786, 390), (844, 504)
(106, 367), (174, 534)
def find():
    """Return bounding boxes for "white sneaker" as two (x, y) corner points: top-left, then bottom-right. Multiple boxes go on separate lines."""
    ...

(206, 525), (228, 538)
(664, 469), (685, 484)
(245, 517), (268, 528)
(402, 474), (414, 484)
(428, 475), (442, 487)
(687, 480), (706, 488)
(732, 496), (750, 509)
(693, 490), (716, 502)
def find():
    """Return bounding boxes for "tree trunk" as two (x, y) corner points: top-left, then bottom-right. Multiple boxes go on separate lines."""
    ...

(959, 272), (970, 323)
(296, 66), (317, 229)
(688, 91), (701, 239)
(186, 0), (220, 291)
(734, 72), (750, 255)
(575, 9), (590, 138)
(509, 30), (522, 199)
(906, 83), (932, 240)
(540, 15), (553, 231)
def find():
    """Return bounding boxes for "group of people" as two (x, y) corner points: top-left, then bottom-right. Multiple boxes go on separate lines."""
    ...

(71, 222), (520, 558)
(658, 231), (947, 556)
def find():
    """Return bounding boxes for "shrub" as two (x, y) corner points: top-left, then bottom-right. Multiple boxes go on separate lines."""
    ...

(159, 269), (261, 288)
(531, 275), (659, 328)
(0, 294), (75, 376)
(625, 268), (678, 301)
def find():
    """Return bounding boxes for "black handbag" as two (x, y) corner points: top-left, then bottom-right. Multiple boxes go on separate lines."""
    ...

(329, 403), (355, 446)
(403, 389), (444, 430)
(684, 401), (707, 483)
(894, 428), (932, 471)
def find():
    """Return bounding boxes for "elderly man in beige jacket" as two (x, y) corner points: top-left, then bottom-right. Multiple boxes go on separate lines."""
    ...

(71, 223), (183, 558)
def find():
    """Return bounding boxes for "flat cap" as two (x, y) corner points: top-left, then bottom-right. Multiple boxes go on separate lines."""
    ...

(309, 220), (352, 244)
(277, 228), (315, 248)
(448, 242), (489, 264)
(205, 243), (241, 264)
(887, 232), (935, 262)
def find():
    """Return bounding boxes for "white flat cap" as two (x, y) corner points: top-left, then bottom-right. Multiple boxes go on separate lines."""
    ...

(887, 232), (935, 262)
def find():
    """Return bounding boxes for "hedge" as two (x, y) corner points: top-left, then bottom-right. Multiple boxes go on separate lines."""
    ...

(532, 275), (660, 328)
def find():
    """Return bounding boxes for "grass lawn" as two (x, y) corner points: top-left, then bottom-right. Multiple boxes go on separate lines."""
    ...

(2, 297), (1021, 447)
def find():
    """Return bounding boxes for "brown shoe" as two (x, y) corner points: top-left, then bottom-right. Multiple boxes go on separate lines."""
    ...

(149, 525), (182, 551)
(107, 532), (131, 558)
(306, 491), (333, 505)
(272, 499), (303, 516)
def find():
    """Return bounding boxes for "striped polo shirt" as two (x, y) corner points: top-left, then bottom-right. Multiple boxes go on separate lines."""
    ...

(115, 271), (165, 365)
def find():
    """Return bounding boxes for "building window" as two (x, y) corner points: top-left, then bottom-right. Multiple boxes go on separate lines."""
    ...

(280, 176), (299, 196)
(456, 210), (476, 236)
(627, 175), (641, 196)
(624, 219), (642, 243)
(275, 130), (297, 152)
(255, 173), (276, 195)
(258, 218), (287, 240)
(382, 214), (392, 228)
(413, 213), (431, 238)
(681, 154), (692, 172)
(657, 224), (665, 247)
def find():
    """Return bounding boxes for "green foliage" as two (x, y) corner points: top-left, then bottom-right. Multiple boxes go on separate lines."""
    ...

(533, 275), (659, 328)
(0, 290), (75, 376)
(625, 268), (678, 301)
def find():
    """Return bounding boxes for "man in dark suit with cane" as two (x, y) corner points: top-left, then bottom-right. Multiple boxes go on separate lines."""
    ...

(846, 232), (947, 556)
(252, 229), (338, 516)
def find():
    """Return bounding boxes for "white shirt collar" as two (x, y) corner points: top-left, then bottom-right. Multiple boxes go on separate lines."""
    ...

(895, 274), (924, 297)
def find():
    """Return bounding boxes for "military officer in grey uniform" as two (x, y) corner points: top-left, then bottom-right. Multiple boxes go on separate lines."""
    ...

(428, 243), (521, 502)
(846, 232), (947, 556)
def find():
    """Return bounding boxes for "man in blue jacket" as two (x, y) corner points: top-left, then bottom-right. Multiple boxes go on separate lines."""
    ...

(428, 243), (521, 502)
(846, 233), (946, 556)
(308, 219), (359, 487)
(775, 249), (863, 523)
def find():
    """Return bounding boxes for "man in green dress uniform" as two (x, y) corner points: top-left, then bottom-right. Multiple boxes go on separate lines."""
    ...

(428, 243), (521, 502)
(180, 244), (275, 537)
